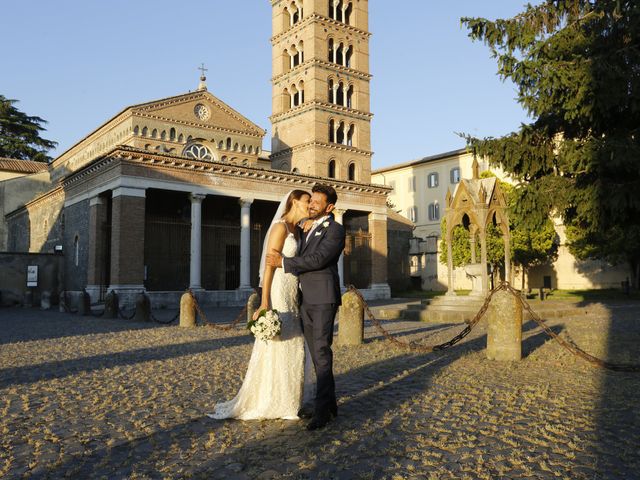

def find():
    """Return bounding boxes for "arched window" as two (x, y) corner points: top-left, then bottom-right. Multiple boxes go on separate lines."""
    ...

(226, 137), (232, 150)
(345, 2), (353, 24)
(141, 126), (148, 137)
(346, 85), (354, 108)
(151, 129), (158, 138)
(348, 163), (356, 181)
(336, 121), (345, 144)
(345, 45), (353, 68)
(328, 39), (334, 62)
(178, 134), (184, 143)
(183, 144), (213, 161)
(346, 124), (355, 146)
(328, 160), (336, 178)
(336, 43), (344, 65)
(133, 126), (139, 135)
(329, 119), (335, 143)
(337, 82), (344, 105)
(328, 78), (335, 103)
(170, 128), (176, 141)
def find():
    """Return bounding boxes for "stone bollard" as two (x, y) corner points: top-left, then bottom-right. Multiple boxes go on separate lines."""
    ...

(41, 290), (52, 310)
(337, 290), (364, 346)
(104, 290), (119, 319)
(78, 289), (91, 316)
(134, 293), (151, 322)
(180, 291), (197, 328)
(247, 292), (261, 325)
(486, 289), (522, 361)
(59, 291), (67, 313)
(23, 290), (33, 308)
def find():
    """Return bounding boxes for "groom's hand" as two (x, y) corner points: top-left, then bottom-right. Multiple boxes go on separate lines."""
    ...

(266, 253), (283, 268)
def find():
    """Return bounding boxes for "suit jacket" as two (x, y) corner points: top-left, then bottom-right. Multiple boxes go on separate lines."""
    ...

(283, 214), (346, 305)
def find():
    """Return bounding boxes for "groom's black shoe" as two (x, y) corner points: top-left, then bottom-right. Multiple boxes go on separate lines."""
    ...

(306, 413), (331, 430)
(306, 408), (337, 431)
(297, 406), (314, 419)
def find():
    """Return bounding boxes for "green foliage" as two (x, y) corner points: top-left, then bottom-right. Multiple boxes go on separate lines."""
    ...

(0, 95), (56, 162)
(462, 0), (640, 286)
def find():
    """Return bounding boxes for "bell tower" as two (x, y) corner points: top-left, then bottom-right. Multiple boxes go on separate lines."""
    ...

(269, 0), (372, 183)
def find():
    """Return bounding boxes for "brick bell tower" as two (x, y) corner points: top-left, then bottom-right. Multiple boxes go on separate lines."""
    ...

(269, 0), (372, 183)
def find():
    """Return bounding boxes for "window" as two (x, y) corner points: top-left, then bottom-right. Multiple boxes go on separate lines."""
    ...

(407, 206), (417, 223)
(408, 176), (416, 192)
(183, 144), (213, 161)
(450, 167), (461, 184)
(428, 172), (439, 188)
(428, 202), (440, 221)
(348, 162), (356, 181)
(328, 160), (336, 178)
(74, 235), (79, 267)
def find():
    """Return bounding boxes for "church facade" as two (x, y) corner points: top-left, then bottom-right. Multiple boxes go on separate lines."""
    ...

(3, 0), (394, 306)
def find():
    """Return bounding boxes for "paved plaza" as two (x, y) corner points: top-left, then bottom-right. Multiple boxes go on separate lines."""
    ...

(1, 299), (640, 479)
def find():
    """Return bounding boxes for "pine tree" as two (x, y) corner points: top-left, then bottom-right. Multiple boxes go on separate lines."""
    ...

(0, 95), (57, 162)
(462, 0), (640, 287)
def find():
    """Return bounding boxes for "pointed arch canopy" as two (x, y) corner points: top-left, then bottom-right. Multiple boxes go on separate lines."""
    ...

(443, 170), (511, 296)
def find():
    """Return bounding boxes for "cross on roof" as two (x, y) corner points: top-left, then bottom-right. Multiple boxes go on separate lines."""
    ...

(198, 63), (208, 78)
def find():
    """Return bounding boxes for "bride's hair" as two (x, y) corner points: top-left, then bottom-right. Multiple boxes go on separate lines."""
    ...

(281, 189), (310, 218)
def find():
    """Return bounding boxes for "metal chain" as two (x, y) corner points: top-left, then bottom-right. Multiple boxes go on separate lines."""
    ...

(345, 284), (503, 353)
(118, 307), (136, 321)
(150, 310), (180, 325)
(188, 289), (248, 331)
(500, 282), (640, 373)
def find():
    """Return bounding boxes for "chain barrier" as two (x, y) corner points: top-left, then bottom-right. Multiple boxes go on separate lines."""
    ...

(349, 282), (640, 373)
(150, 310), (180, 325)
(500, 282), (640, 373)
(346, 283), (503, 353)
(118, 307), (136, 321)
(188, 289), (249, 331)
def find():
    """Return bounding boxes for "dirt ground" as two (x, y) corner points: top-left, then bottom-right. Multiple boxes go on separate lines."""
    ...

(1, 299), (639, 479)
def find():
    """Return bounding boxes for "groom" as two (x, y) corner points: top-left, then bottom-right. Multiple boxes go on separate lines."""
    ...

(267, 184), (345, 430)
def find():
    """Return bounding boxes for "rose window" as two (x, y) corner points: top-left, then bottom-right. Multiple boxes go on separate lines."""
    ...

(183, 144), (213, 161)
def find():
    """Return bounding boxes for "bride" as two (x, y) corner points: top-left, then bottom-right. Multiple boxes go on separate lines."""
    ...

(208, 190), (313, 420)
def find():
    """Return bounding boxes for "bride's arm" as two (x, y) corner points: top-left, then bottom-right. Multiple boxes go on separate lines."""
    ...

(255, 223), (287, 320)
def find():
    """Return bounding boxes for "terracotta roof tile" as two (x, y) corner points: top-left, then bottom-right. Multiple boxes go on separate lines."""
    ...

(0, 157), (49, 174)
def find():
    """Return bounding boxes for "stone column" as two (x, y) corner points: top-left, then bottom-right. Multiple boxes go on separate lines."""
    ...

(487, 289), (522, 361)
(238, 198), (254, 293)
(189, 193), (206, 291)
(480, 228), (489, 295)
(108, 187), (146, 307)
(334, 208), (346, 290)
(368, 211), (391, 299)
(86, 195), (107, 302)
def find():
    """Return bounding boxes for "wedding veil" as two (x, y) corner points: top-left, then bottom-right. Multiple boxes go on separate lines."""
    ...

(258, 191), (294, 287)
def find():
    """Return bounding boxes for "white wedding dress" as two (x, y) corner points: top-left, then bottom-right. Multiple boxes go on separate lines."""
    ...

(209, 222), (313, 420)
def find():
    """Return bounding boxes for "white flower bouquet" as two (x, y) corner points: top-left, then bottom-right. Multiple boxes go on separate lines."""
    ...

(247, 309), (281, 342)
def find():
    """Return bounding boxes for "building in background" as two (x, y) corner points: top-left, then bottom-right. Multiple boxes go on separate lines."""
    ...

(373, 149), (630, 291)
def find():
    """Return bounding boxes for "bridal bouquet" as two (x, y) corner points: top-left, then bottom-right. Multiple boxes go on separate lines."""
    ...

(247, 309), (281, 342)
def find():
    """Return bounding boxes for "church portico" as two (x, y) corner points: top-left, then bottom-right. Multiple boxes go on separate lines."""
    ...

(52, 146), (390, 307)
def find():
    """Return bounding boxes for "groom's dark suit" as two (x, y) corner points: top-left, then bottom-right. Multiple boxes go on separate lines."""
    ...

(283, 213), (345, 418)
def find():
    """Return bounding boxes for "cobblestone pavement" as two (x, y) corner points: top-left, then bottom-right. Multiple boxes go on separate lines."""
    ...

(1, 300), (640, 479)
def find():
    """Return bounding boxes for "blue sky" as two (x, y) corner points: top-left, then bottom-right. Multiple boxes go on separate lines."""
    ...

(1, 1), (533, 170)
